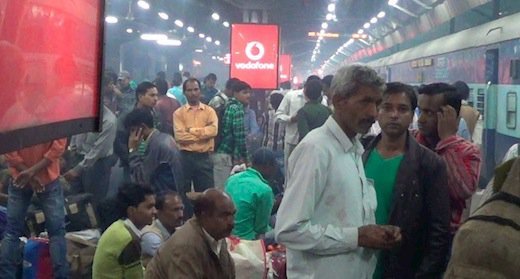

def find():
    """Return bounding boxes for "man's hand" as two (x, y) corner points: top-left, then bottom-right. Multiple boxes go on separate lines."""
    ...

(358, 225), (401, 249)
(13, 168), (36, 188)
(128, 127), (143, 150)
(63, 169), (80, 182)
(29, 178), (45, 193)
(437, 105), (458, 140)
(290, 115), (298, 123)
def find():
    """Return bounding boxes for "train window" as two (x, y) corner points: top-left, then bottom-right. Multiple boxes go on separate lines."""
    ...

(476, 88), (485, 119)
(506, 92), (517, 129)
(468, 88), (474, 107)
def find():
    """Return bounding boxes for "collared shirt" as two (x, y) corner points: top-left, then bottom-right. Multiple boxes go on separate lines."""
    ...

(217, 98), (248, 163)
(5, 139), (67, 186)
(275, 116), (378, 279)
(415, 132), (481, 233)
(275, 89), (327, 145)
(141, 219), (172, 258)
(174, 103), (218, 153)
(297, 101), (332, 141)
(202, 227), (222, 258)
(70, 105), (117, 173)
(225, 168), (275, 240)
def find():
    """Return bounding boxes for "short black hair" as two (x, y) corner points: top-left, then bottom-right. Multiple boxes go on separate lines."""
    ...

(136, 81), (156, 99)
(418, 82), (461, 116)
(225, 78), (241, 90)
(182, 77), (201, 92)
(232, 80), (252, 93)
(305, 75), (321, 84)
(117, 183), (154, 219)
(204, 73), (217, 82)
(252, 148), (277, 166)
(304, 80), (323, 101)
(384, 82), (417, 111)
(452, 80), (470, 100)
(155, 190), (181, 211)
(322, 75), (333, 88)
(124, 108), (154, 129)
(270, 93), (284, 110)
(154, 78), (169, 96)
(172, 72), (183, 86)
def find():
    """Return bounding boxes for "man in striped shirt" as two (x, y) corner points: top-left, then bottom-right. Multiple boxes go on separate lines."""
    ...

(415, 83), (481, 236)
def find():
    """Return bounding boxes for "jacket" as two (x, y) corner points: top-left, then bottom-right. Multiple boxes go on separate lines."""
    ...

(145, 218), (235, 279)
(363, 132), (451, 279)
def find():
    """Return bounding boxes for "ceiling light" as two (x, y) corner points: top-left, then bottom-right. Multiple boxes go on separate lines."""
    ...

(157, 39), (182, 46)
(327, 3), (336, 12)
(363, 22), (370, 29)
(195, 49), (203, 53)
(212, 56), (217, 60)
(174, 20), (184, 27)
(206, 36), (212, 42)
(137, 0), (150, 10)
(211, 12), (220, 21)
(187, 26), (195, 33)
(357, 29), (364, 34)
(223, 21), (230, 27)
(370, 17), (378, 24)
(141, 33), (168, 41)
(105, 16), (118, 24)
(388, 0), (398, 5)
(215, 40), (221, 46)
(326, 13), (334, 21)
(126, 28), (133, 33)
(377, 11), (386, 18)
(320, 29), (325, 34)
(198, 33), (205, 38)
(321, 22), (328, 29)
(158, 12), (169, 20)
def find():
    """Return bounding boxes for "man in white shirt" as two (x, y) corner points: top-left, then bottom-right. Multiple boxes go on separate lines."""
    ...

(275, 65), (402, 279)
(275, 76), (327, 174)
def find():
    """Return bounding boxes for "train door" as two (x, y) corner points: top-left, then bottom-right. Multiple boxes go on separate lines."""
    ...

(482, 48), (499, 180)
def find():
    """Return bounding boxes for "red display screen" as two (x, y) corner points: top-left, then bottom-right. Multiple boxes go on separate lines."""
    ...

(230, 24), (280, 90)
(279, 54), (292, 83)
(0, 0), (104, 154)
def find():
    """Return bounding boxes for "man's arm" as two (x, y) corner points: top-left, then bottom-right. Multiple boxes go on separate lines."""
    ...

(297, 109), (310, 142)
(141, 232), (162, 259)
(186, 108), (218, 140)
(173, 110), (200, 143)
(254, 189), (275, 238)
(275, 93), (292, 123)
(417, 157), (451, 276)
(436, 136), (481, 201)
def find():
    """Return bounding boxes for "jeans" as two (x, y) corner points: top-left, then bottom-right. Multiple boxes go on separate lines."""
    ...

(0, 180), (69, 279)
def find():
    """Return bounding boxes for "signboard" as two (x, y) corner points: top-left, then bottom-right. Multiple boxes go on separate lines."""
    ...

(0, 0), (104, 153)
(308, 32), (339, 38)
(230, 24), (279, 89)
(279, 54), (292, 83)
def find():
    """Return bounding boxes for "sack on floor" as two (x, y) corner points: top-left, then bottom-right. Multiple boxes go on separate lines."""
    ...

(66, 230), (99, 278)
(227, 236), (266, 279)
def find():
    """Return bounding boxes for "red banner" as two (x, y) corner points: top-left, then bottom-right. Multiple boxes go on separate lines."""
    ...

(279, 54), (292, 83)
(0, 0), (103, 153)
(230, 24), (280, 89)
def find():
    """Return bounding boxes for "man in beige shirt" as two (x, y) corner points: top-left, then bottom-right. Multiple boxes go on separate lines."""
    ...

(174, 78), (218, 218)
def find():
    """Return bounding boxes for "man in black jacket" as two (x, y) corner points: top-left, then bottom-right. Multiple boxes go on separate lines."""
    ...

(363, 82), (451, 278)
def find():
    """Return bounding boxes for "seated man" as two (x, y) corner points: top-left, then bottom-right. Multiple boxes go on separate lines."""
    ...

(145, 189), (236, 279)
(141, 191), (184, 267)
(126, 108), (183, 193)
(225, 148), (276, 240)
(93, 184), (156, 279)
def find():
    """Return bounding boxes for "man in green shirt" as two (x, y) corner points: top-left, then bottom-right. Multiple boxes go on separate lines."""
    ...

(363, 82), (450, 279)
(297, 79), (332, 142)
(93, 184), (157, 279)
(225, 148), (277, 240)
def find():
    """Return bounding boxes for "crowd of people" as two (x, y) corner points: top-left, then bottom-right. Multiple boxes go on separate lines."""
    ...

(0, 64), (515, 279)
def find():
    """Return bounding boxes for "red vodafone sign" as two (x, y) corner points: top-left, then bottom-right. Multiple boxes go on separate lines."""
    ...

(230, 24), (280, 89)
(279, 54), (292, 83)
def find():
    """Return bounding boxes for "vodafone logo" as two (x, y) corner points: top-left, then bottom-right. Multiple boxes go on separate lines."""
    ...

(245, 41), (265, 61)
